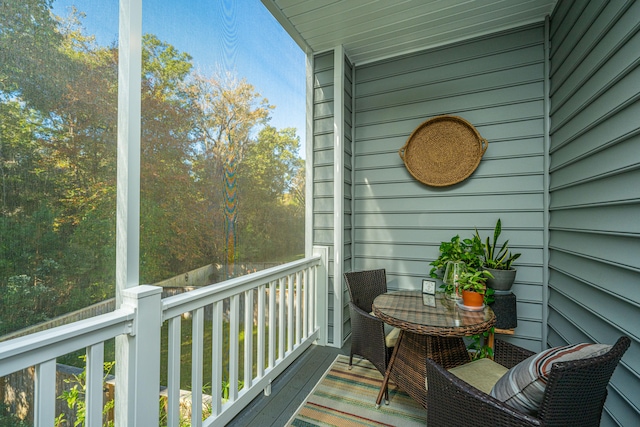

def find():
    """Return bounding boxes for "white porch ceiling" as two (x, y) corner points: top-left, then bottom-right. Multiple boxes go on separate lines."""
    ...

(261, 0), (557, 64)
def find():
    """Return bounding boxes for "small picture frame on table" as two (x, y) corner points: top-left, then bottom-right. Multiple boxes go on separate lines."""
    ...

(422, 279), (436, 307)
(422, 279), (436, 295)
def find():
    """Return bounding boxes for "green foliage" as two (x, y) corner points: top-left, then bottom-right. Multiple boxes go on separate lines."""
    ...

(159, 316), (258, 391)
(221, 380), (246, 401)
(1, 0), (306, 336)
(476, 218), (521, 270)
(0, 404), (30, 426)
(158, 383), (214, 427)
(158, 398), (191, 427)
(457, 268), (495, 305)
(237, 126), (305, 262)
(0, 0), (74, 111)
(55, 356), (115, 427)
(429, 234), (484, 281)
(457, 269), (494, 294)
(142, 34), (193, 100)
(0, 274), (52, 334)
(430, 220), (522, 296)
(468, 328), (495, 361)
(1, 2), (122, 334)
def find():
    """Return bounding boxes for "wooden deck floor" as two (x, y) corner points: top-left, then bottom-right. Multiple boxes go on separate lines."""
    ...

(227, 341), (349, 427)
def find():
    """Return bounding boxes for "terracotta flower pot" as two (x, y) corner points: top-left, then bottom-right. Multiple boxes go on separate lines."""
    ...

(462, 290), (484, 307)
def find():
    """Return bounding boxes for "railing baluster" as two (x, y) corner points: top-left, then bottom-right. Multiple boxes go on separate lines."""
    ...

(34, 359), (56, 427)
(86, 342), (104, 427)
(287, 274), (294, 353)
(287, 274), (295, 352)
(295, 271), (302, 345)
(257, 284), (266, 378)
(310, 265), (316, 335)
(244, 289), (253, 389)
(191, 307), (204, 426)
(229, 294), (240, 401)
(211, 300), (223, 416)
(278, 277), (286, 360)
(303, 267), (309, 338)
(167, 316), (181, 427)
(268, 280), (276, 368)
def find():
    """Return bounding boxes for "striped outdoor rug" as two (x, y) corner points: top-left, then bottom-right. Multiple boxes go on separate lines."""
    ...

(286, 354), (427, 426)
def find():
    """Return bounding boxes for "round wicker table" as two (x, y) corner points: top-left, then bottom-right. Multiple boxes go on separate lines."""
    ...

(372, 290), (495, 409)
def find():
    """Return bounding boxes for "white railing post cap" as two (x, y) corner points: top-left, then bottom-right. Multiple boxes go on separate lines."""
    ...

(122, 284), (162, 299)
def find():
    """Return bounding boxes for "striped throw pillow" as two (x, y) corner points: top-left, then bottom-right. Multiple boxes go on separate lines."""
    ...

(490, 343), (612, 415)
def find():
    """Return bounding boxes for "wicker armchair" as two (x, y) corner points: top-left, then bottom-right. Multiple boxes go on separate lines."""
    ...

(425, 336), (630, 427)
(343, 269), (394, 400)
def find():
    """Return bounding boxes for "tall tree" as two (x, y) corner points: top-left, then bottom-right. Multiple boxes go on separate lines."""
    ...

(42, 9), (119, 310)
(0, 0), (307, 335)
(0, 0), (75, 111)
(188, 73), (272, 275)
(138, 35), (201, 282)
(237, 126), (304, 261)
(0, 3), (118, 330)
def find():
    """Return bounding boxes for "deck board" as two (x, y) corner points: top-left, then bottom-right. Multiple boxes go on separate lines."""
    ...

(227, 341), (349, 426)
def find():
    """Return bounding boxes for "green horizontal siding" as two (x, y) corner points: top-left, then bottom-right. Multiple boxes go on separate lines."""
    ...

(549, 0), (640, 425)
(352, 24), (548, 352)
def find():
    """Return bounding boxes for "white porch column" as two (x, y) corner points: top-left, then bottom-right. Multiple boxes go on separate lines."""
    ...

(116, 0), (142, 306)
(115, 1), (144, 424)
(332, 46), (345, 347)
(305, 53), (315, 258)
(115, 285), (162, 427)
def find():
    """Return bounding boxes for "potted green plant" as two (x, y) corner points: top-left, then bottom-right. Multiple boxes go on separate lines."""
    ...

(475, 219), (521, 293)
(457, 268), (494, 307)
(429, 234), (484, 296)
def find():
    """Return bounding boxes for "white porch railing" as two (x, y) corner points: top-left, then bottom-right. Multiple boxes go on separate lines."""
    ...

(0, 247), (328, 427)
(0, 305), (136, 426)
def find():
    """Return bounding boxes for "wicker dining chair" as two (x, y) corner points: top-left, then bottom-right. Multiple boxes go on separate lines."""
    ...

(343, 269), (396, 401)
(425, 336), (631, 427)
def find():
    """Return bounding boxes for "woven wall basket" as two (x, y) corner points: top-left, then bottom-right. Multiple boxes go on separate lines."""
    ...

(399, 115), (488, 187)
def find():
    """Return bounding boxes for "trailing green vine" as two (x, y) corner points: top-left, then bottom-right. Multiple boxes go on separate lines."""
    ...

(468, 327), (495, 361)
(55, 356), (115, 427)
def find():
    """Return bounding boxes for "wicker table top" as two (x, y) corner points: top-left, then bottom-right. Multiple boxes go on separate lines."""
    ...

(373, 290), (495, 336)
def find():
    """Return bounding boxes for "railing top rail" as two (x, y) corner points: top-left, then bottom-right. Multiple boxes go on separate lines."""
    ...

(162, 255), (322, 321)
(0, 308), (133, 376)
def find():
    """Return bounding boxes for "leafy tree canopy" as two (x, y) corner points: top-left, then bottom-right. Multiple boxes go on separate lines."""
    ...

(0, 0), (305, 335)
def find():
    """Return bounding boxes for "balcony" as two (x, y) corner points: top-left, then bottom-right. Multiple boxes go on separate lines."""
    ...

(0, 249), (332, 426)
(1, 0), (639, 425)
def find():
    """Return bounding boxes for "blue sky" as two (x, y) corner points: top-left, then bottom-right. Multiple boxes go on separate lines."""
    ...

(52, 0), (307, 156)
